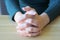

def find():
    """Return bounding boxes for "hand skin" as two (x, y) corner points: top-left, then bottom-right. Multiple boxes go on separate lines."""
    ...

(14, 6), (50, 37)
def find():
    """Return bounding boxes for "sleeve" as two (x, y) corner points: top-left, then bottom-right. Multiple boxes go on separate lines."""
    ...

(44, 0), (60, 22)
(5, 0), (23, 21)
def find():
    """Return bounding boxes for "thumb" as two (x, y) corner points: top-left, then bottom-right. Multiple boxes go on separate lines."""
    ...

(25, 9), (37, 15)
(25, 9), (39, 19)
(22, 6), (33, 12)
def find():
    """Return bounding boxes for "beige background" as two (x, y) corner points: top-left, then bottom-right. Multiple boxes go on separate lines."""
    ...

(0, 15), (60, 40)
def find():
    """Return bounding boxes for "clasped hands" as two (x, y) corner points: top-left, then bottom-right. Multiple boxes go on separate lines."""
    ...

(14, 6), (46, 37)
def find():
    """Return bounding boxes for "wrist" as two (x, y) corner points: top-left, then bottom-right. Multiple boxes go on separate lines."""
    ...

(40, 12), (50, 26)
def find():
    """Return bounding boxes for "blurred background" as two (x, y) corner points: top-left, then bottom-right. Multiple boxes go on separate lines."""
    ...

(0, 0), (9, 15)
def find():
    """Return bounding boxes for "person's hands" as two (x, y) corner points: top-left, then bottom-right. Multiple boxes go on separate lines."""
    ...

(15, 10), (40, 37)
(15, 6), (50, 37)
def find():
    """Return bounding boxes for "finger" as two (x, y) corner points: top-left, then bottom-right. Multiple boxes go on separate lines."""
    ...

(25, 9), (37, 16)
(18, 14), (36, 24)
(24, 18), (38, 28)
(30, 27), (40, 32)
(17, 29), (33, 37)
(25, 10), (39, 19)
(25, 27), (33, 33)
(17, 22), (31, 30)
(25, 27), (40, 33)
(28, 30), (41, 37)
(17, 28), (41, 37)
(22, 6), (33, 11)
(17, 30), (28, 36)
(31, 19), (39, 27)
(25, 18), (39, 27)
(30, 31), (41, 37)
(18, 14), (36, 23)
(25, 31), (41, 37)
(25, 18), (32, 24)
(16, 26), (24, 31)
